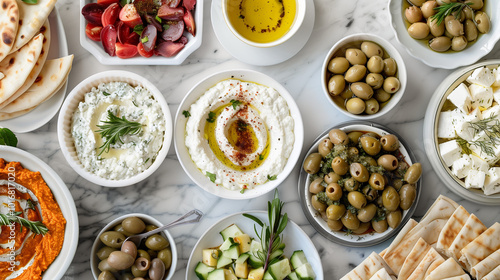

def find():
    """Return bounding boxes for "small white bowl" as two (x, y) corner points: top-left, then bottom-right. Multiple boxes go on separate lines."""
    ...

(388, 0), (500, 69)
(174, 69), (304, 200)
(321, 33), (407, 120)
(221, 0), (306, 48)
(57, 70), (172, 187)
(90, 213), (177, 280)
(423, 59), (500, 205)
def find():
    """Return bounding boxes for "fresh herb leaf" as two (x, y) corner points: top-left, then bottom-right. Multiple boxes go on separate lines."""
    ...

(145, 158), (150, 164)
(141, 36), (149, 43)
(0, 128), (17, 147)
(182, 110), (191, 118)
(259, 154), (264, 160)
(25, 200), (36, 211)
(240, 188), (246, 194)
(95, 111), (143, 156)
(133, 24), (144, 35)
(163, 24), (170, 30)
(155, 15), (162, 23)
(230, 99), (242, 109)
(21, 0), (37, 4)
(207, 112), (216, 123)
(103, 91), (110, 96)
(0, 212), (48, 235)
(430, 2), (472, 26)
(206, 171), (216, 183)
(267, 174), (277, 181)
(132, 101), (138, 107)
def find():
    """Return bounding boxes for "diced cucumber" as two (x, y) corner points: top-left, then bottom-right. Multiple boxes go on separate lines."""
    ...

(263, 271), (274, 280)
(220, 224), (244, 241)
(248, 240), (264, 268)
(222, 244), (241, 260)
(269, 249), (283, 261)
(195, 262), (215, 280)
(236, 253), (250, 264)
(207, 268), (225, 280)
(248, 253), (264, 269)
(203, 249), (220, 267)
(290, 250), (308, 270)
(220, 237), (236, 251)
(287, 272), (299, 280)
(234, 234), (252, 253)
(268, 258), (291, 280)
(248, 267), (265, 280)
(216, 255), (233, 269)
(295, 263), (316, 280)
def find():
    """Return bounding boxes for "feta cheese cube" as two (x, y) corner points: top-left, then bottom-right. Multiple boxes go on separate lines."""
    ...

(470, 154), (490, 173)
(466, 67), (495, 87)
(469, 84), (493, 110)
(438, 110), (456, 138)
(439, 140), (463, 167)
(469, 141), (500, 165)
(484, 167), (500, 195)
(447, 83), (472, 114)
(452, 154), (472, 178)
(464, 169), (486, 189)
(481, 104), (500, 119)
(492, 68), (500, 88)
(453, 108), (481, 141)
(493, 88), (500, 104)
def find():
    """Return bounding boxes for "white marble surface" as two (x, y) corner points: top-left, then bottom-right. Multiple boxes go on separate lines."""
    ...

(9, 0), (500, 279)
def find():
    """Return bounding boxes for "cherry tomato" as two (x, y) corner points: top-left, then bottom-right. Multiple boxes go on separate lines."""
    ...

(82, 3), (104, 26)
(101, 3), (120, 27)
(116, 42), (138, 59)
(140, 24), (157, 52)
(183, 0), (196, 10)
(101, 24), (117, 56)
(119, 4), (143, 28)
(126, 32), (140, 45)
(117, 21), (130, 44)
(97, 0), (119, 6)
(137, 42), (154, 58)
(183, 9), (195, 36)
(85, 22), (103, 41)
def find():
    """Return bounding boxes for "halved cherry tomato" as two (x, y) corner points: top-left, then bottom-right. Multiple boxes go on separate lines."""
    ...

(119, 4), (143, 28)
(183, 9), (195, 36)
(85, 22), (103, 41)
(117, 21), (130, 44)
(101, 24), (117, 56)
(116, 42), (138, 58)
(137, 42), (154, 58)
(126, 32), (140, 45)
(82, 3), (104, 26)
(102, 3), (120, 27)
(97, 0), (119, 7)
(183, 0), (196, 11)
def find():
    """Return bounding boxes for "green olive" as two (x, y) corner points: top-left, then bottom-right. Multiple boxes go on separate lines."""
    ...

(365, 73), (384, 89)
(364, 156), (377, 166)
(113, 224), (134, 237)
(383, 77), (400, 94)
(328, 57), (350, 74)
(393, 179), (404, 192)
(382, 187), (400, 211)
(309, 178), (325, 194)
(405, 6), (423, 23)
(345, 48), (367, 65)
(341, 210), (360, 230)
(122, 217), (146, 234)
(451, 36), (467, 51)
(362, 185), (378, 202)
(347, 131), (364, 145)
(134, 257), (151, 271)
(345, 65), (367, 83)
(369, 173), (386, 190)
(326, 204), (346, 221)
(157, 248), (173, 269)
(374, 89), (391, 103)
(408, 22), (430, 39)
(427, 17), (445, 37)
(137, 249), (151, 261)
(311, 195), (327, 212)
(345, 98), (366, 115)
(445, 15), (464, 37)
(463, 5), (473, 19)
(131, 264), (148, 277)
(121, 241), (137, 259)
(97, 246), (117, 260)
(465, 0), (483, 10)
(331, 157), (349, 175)
(326, 183), (343, 201)
(380, 134), (399, 151)
(107, 251), (135, 270)
(145, 234), (170, 251)
(348, 191), (367, 209)
(328, 75), (346, 96)
(318, 138), (333, 157)
(344, 178), (359, 192)
(387, 210), (402, 229)
(475, 12), (490, 33)
(360, 135), (381, 156)
(429, 36), (451, 52)
(120, 273), (134, 280)
(352, 222), (371, 234)
(328, 129), (349, 145)
(350, 163), (369, 182)
(383, 58), (397, 77)
(149, 258), (166, 280)
(378, 154), (399, 171)
(367, 56), (384, 74)
(147, 249), (158, 259)
(100, 231), (126, 249)
(364, 98), (380, 115)
(348, 147), (359, 157)
(324, 172), (341, 184)
(361, 41), (384, 58)
(351, 82), (374, 100)
(327, 219), (344, 231)
(303, 153), (322, 174)
(399, 184), (417, 210)
(464, 19), (478, 41)
(405, 163), (422, 184)
(421, 1), (437, 18)
(98, 271), (116, 280)
(409, 0), (426, 6)
(357, 204), (377, 223)
(99, 259), (118, 273)
(145, 224), (158, 232)
(372, 219), (388, 233)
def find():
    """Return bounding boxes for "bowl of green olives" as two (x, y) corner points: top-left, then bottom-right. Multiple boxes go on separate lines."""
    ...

(321, 33), (407, 119)
(90, 213), (177, 280)
(298, 121), (421, 247)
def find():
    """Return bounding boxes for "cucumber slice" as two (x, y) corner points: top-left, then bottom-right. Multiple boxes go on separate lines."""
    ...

(269, 249), (283, 261)
(287, 272), (299, 280)
(195, 262), (215, 280)
(290, 250), (308, 270)
(263, 271), (274, 280)
(220, 224), (244, 241)
(222, 244), (241, 260)
(207, 268), (225, 280)
(219, 237), (236, 251)
(248, 253), (263, 269)
(216, 255), (233, 269)
(236, 253), (250, 264)
(248, 240), (264, 268)
(268, 258), (291, 280)
(295, 263), (316, 280)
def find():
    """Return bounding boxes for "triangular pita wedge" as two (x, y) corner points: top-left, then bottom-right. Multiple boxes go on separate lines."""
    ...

(471, 248), (500, 280)
(448, 214), (487, 261)
(399, 238), (432, 280)
(0, 19), (49, 109)
(436, 206), (470, 255)
(10, 0), (56, 53)
(459, 222), (500, 271)
(407, 248), (445, 280)
(483, 265), (500, 280)
(0, 55), (72, 113)
(425, 258), (466, 280)
(0, 0), (18, 61)
(0, 105), (35, 120)
(340, 252), (395, 280)
(369, 268), (396, 280)
(0, 33), (43, 104)
(418, 195), (460, 226)
(440, 276), (471, 280)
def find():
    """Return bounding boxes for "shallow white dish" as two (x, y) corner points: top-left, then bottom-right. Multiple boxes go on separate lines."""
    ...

(298, 121), (420, 247)
(388, 0), (500, 69)
(211, 0), (315, 66)
(79, 0), (203, 65)
(423, 59), (500, 205)
(57, 70), (173, 187)
(174, 69), (304, 200)
(185, 211), (323, 280)
(0, 8), (68, 133)
(0, 146), (79, 280)
(90, 213), (177, 280)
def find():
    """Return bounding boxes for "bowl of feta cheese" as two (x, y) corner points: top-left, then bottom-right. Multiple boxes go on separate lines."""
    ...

(424, 59), (500, 205)
(57, 70), (172, 187)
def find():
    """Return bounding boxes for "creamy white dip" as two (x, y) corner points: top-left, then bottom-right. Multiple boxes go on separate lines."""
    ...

(72, 82), (165, 180)
(185, 79), (294, 190)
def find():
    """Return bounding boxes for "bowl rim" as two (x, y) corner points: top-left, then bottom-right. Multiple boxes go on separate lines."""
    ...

(57, 70), (173, 187)
(321, 33), (407, 120)
(90, 213), (178, 280)
(423, 59), (500, 205)
(298, 120), (421, 247)
(174, 68), (304, 200)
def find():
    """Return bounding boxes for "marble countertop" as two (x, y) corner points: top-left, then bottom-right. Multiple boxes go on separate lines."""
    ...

(9, 0), (500, 279)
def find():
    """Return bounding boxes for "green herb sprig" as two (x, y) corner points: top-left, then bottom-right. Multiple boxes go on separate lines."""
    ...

(430, 2), (472, 26)
(0, 212), (48, 235)
(465, 115), (500, 157)
(96, 111), (143, 156)
(0, 128), (17, 147)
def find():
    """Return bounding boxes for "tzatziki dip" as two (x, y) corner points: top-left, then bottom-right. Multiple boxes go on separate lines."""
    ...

(72, 82), (165, 180)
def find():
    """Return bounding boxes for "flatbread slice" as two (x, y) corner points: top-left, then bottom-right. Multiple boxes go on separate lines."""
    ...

(399, 238), (432, 280)
(0, 54), (72, 114)
(436, 205), (470, 255)
(340, 252), (394, 280)
(483, 265), (500, 280)
(10, 0), (56, 53)
(459, 222), (500, 271)
(471, 249), (500, 280)
(0, 0), (18, 62)
(425, 258), (466, 280)
(440, 276), (471, 280)
(0, 33), (43, 104)
(0, 105), (35, 120)
(369, 268), (396, 280)
(407, 248), (445, 280)
(448, 214), (487, 261)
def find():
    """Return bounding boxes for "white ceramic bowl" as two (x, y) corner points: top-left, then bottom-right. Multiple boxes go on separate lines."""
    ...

(79, 0), (203, 65)
(174, 69), (304, 200)
(57, 70), (172, 187)
(423, 59), (500, 205)
(388, 0), (500, 69)
(298, 121), (421, 247)
(321, 33), (407, 120)
(0, 146), (79, 280)
(221, 0), (306, 48)
(90, 213), (177, 280)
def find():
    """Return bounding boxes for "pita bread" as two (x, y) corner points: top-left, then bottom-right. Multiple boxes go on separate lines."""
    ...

(483, 265), (500, 280)
(0, 0), (18, 62)
(0, 33), (43, 104)
(448, 214), (487, 261)
(0, 54), (72, 114)
(407, 248), (445, 280)
(459, 222), (500, 271)
(440, 276), (471, 280)
(471, 249), (500, 280)
(340, 252), (395, 280)
(399, 238), (432, 280)
(425, 258), (466, 280)
(436, 206), (470, 255)
(0, 104), (34, 120)
(0, 19), (49, 109)
(369, 268), (396, 280)
(418, 195), (460, 226)
(10, 0), (55, 53)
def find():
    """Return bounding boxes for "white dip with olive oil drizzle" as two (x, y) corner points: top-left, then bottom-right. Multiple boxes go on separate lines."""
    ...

(185, 79), (294, 190)
(72, 82), (165, 179)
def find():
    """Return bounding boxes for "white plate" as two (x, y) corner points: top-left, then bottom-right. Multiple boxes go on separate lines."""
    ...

(0, 146), (79, 280)
(79, 0), (203, 65)
(0, 8), (69, 133)
(211, 0), (315, 66)
(185, 211), (323, 280)
(174, 69), (304, 200)
(388, 0), (500, 69)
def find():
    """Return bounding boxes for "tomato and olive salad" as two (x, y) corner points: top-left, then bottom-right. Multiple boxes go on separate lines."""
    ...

(82, 0), (196, 59)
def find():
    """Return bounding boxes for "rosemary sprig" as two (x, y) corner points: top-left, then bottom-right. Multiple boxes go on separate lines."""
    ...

(0, 211), (48, 235)
(243, 190), (288, 271)
(95, 110), (143, 156)
(430, 2), (472, 26)
(466, 115), (500, 157)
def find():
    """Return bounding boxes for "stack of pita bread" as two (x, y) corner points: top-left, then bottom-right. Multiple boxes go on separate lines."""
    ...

(0, 0), (73, 121)
(341, 195), (500, 280)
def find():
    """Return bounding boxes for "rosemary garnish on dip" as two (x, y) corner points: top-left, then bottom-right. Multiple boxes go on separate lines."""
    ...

(96, 110), (143, 156)
(430, 2), (473, 25)
(0, 212), (48, 235)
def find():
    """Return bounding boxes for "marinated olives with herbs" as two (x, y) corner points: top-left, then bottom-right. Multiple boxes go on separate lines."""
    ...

(305, 129), (420, 235)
